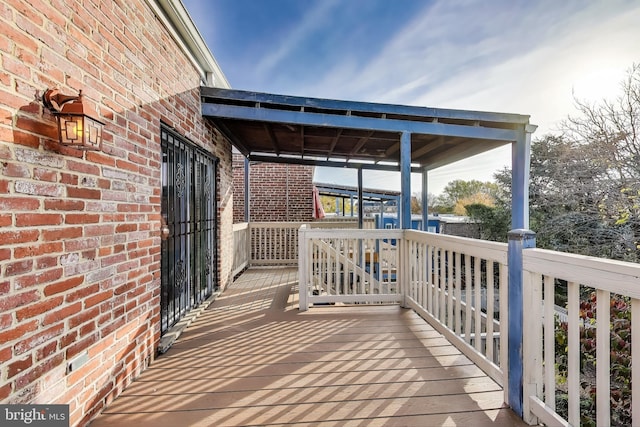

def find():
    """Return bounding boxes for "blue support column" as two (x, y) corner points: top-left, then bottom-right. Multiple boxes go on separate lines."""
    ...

(358, 168), (363, 229)
(507, 229), (536, 416)
(400, 132), (411, 229)
(421, 167), (429, 231)
(511, 126), (534, 229)
(508, 124), (536, 417)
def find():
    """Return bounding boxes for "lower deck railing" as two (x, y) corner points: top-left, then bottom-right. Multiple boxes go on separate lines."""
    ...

(296, 225), (640, 426)
(522, 249), (640, 427)
(232, 220), (374, 273)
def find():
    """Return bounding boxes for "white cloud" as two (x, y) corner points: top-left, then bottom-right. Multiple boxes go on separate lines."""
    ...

(254, 0), (342, 76)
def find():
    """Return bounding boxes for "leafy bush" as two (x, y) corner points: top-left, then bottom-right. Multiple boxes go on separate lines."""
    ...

(554, 291), (631, 426)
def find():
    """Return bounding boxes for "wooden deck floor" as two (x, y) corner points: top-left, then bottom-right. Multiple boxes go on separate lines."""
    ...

(90, 267), (525, 427)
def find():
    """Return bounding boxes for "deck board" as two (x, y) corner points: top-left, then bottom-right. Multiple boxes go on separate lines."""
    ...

(90, 267), (525, 427)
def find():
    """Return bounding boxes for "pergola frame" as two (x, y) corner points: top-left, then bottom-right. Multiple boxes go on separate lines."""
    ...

(201, 87), (535, 231)
(202, 86), (536, 416)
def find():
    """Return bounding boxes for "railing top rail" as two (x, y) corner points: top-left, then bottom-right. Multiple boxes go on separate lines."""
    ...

(404, 229), (509, 264)
(249, 221), (305, 228)
(524, 248), (640, 298)
(233, 222), (249, 231)
(298, 227), (404, 239)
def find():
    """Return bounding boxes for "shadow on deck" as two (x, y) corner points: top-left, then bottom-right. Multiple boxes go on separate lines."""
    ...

(90, 267), (525, 426)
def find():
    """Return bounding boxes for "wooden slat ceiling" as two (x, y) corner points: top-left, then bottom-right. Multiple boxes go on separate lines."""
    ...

(201, 87), (531, 171)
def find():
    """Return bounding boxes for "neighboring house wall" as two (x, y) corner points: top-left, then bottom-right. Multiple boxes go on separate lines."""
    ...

(233, 153), (314, 222)
(0, 1), (232, 425)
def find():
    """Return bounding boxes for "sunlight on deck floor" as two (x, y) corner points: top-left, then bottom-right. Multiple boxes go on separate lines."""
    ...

(90, 267), (525, 427)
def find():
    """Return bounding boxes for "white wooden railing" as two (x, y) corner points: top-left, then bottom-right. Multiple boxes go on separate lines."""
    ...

(232, 223), (250, 277)
(233, 220), (374, 272)
(522, 249), (640, 427)
(238, 222), (639, 426)
(298, 227), (404, 307)
(402, 230), (509, 388)
(298, 226), (509, 390)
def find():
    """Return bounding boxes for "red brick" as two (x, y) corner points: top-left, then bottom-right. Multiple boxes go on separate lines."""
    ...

(0, 383), (11, 401)
(65, 283), (99, 303)
(43, 301), (81, 325)
(0, 213), (12, 226)
(115, 223), (137, 233)
(0, 346), (13, 364)
(65, 213), (100, 224)
(0, 290), (40, 312)
(0, 196), (40, 211)
(34, 255), (56, 270)
(59, 331), (77, 350)
(0, 229), (39, 245)
(14, 181), (63, 197)
(43, 276), (84, 296)
(16, 296), (63, 321)
(5, 259), (33, 276)
(60, 173), (78, 185)
(66, 159), (100, 175)
(0, 319), (38, 343)
(0, 313), (11, 328)
(14, 242), (63, 258)
(33, 168), (58, 182)
(65, 332), (98, 359)
(14, 323), (65, 355)
(84, 290), (112, 308)
(15, 213), (63, 226)
(15, 353), (65, 390)
(35, 341), (58, 362)
(68, 306), (99, 329)
(7, 355), (33, 379)
(85, 151), (115, 166)
(44, 199), (85, 211)
(15, 268), (63, 289)
(67, 187), (101, 199)
(42, 227), (82, 241)
(2, 162), (30, 177)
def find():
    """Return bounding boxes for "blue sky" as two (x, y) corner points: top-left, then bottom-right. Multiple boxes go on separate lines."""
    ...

(183, 0), (640, 195)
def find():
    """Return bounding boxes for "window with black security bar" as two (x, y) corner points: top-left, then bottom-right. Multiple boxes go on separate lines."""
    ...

(160, 126), (218, 334)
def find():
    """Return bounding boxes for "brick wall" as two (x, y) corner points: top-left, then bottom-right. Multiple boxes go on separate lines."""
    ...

(232, 153), (246, 223)
(232, 154), (315, 222)
(0, 1), (232, 425)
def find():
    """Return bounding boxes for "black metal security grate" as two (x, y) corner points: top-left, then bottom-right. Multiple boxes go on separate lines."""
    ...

(161, 126), (217, 334)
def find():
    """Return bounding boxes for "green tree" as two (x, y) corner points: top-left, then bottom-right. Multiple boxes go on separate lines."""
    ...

(432, 179), (498, 213)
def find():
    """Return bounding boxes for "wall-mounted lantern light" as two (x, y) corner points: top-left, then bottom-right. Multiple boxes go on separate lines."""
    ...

(43, 89), (105, 151)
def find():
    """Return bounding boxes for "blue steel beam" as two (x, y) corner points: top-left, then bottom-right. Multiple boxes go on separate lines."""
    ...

(247, 154), (403, 171)
(202, 103), (521, 142)
(201, 87), (531, 126)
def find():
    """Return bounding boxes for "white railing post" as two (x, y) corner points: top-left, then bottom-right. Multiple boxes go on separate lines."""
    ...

(298, 224), (309, 311)
(522, 269), (542, 425)
(399, 231), (408, 308)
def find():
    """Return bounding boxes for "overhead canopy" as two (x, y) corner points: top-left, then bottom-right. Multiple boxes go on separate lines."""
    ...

(201, 87), (531, 171)
(315, 183), (399, 202)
